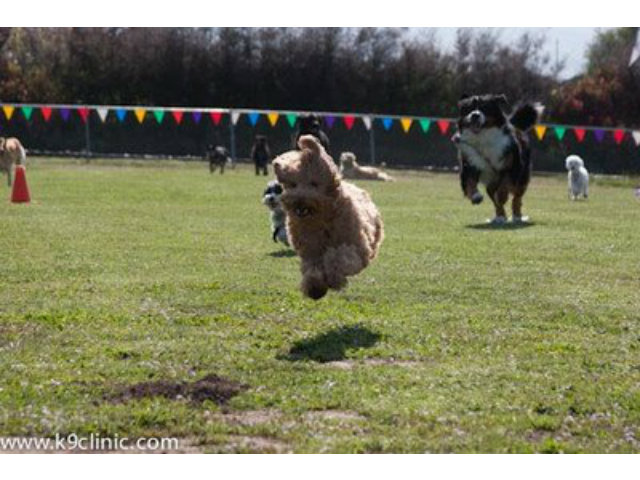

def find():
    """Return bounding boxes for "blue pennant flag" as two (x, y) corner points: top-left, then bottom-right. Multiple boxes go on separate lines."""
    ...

(382, 118), (393, 131)
(116, 109), (127, 122)
(248, 112), (260, 126)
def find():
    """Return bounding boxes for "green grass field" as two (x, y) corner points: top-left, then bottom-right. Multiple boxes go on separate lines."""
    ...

(1, 158), (639, 453)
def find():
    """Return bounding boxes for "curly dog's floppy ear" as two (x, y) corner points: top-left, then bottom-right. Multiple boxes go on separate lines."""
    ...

(297, 134), (321, 157)
(273, 159), (284, 177)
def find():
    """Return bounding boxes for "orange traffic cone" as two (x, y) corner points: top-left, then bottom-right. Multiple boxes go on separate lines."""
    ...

(11, 165), (31, 203)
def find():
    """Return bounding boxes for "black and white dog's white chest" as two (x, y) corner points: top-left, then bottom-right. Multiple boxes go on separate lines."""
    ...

(458, 127), (515, 177)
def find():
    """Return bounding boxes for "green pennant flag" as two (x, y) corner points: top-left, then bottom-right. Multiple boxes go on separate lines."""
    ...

(286, 114), (297, 128)
(554, 126), (566, 140)
(22, 106), (34, 121)
(153, 110), (165, 124)
(419, 118), (431, 133)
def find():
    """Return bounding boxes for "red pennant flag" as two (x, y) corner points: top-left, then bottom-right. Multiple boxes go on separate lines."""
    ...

(40, 107), (53, 122)
(78, 108), (90, 123)
(437, 120), (450, 134)
(343, 115), (355, 130)
(613, 129), (625, 144)
(172, 111), (184, 124)
(211, 112), (223, 125)
(573, 128), (586, 142)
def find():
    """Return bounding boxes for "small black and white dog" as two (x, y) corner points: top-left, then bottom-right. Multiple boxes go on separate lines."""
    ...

(206, 145), (231, 174)
(452, 93), (543, 224)
(262, 180), (289, 246)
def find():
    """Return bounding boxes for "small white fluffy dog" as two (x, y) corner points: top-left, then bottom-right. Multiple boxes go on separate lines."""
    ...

(565, 155), (589, 200)
(339, 152), (394, 182)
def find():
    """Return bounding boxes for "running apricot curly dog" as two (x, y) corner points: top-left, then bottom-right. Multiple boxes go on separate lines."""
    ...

(273, 135), (384, 300)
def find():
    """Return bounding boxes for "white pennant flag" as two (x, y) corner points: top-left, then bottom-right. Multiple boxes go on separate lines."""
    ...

(362, 115), (372, 131)
(96, 108), (109, 123)
(231, 111), (241, 125)
(630, 29), (640, 68)
(632, 131), (640, 146)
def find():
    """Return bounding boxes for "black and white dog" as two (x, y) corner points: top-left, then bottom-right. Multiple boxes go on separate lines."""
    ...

(452, 94), (543, 224)
(262, 180), (289, 246)
(206, 145), (232, 174)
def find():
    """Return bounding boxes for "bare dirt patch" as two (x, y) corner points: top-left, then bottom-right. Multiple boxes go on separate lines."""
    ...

(212, 435), (291, 454)
(304, 410), (366, 421)
(324, 358), (423, 369)
(109, 373), (247, 405)
(206, 409), (282, 427)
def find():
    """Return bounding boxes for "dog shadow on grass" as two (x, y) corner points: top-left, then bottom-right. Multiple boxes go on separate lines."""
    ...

(278, 325), (381, 363)
(465, 221), (537, 230)
(268, 249), (297, 258)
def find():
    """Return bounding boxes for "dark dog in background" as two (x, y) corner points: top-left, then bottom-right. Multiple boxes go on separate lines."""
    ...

(207, 145), (231, 174)
(452, 94), (543, 224)
(251, 135), (271, 176)
(295, 113), (330, 152)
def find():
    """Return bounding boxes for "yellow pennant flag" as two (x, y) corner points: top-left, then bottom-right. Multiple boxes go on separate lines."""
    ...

(3, 105), (15, 120)
(134, 109), (146, 123)
(400, 117), (413, 133)
(534, 125), (547, 141)
(267, 112), (279, 127)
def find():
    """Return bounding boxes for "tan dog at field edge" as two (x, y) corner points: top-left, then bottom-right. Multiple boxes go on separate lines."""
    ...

(0, 137), (27, 186)
(273, 136), (384, 300)
(339, 152), (394, 182)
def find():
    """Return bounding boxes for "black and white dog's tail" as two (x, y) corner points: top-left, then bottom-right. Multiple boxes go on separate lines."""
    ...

(510, 103), (544, 132)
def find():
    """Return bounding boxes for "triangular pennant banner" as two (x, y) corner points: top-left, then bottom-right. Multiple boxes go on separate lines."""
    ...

(116, 109), (127, 122)
(286, 114), (297, 128)
(78, 108), (90, 124)
(40, 107), (53, 122)
(22, 106), (33, 121)
(362, 116), (372, 131)
(192, 111), (202, 124)
(343, 115), (355, 130)
(267, 112), (279, 127)
(382, 118), (393, 131)
(171, 111), (184, 124)
(134, 109), (146, 123)
(153, 110), (165, 124)
(324, 116), (336, 129)
(613, 129), (625, 145)
(400, 118), (413, 133)
(554, 126), (566, 140)
(594, 129), (605, 143)
(210, 111), (223, 125)
(437, 120), (450, 134)
(573, 128), (586, 142)
(534, 125), (547, 140)
(97, 108), (109, 123)
(60, 108), (71, 122)
(419, 118), (431, 133)
(248, 112), (260, 126)
(230, 111), (240, 125)
(3, 105), (15, 120)
(632, 131), (640, 146)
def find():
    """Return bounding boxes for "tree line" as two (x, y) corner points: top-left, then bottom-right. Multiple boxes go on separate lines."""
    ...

(0, 28), (638, 127)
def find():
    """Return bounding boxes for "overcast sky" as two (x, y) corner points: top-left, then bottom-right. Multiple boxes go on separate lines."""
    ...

(427, 27), (608, 79)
